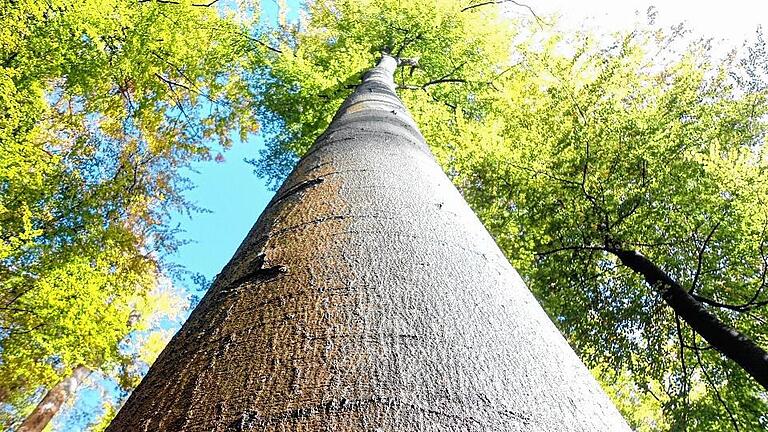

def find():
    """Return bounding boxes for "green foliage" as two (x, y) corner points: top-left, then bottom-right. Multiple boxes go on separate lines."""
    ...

(0, 0), (261, 426)
(253, 0), (514, 186)
(451, 23), (768, 431)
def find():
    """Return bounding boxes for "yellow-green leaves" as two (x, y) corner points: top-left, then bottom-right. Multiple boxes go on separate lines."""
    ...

(1, 0), (261, 426)
(454, 23), (768, 430)
(253, 0), (516, 186)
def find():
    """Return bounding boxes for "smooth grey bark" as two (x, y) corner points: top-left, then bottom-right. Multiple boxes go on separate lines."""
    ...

(107, 55), (630, 431)
(17, 365), (91, 432)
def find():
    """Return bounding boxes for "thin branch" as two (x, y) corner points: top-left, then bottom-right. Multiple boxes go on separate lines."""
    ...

(693, 335), (740, 432)
(682, 341), (713, 351)
(745, 223), (768, 305)
(138, 0), (181, 4)
(504, 160), (582, 188)
(674, 313), (690, 421)
(461, 1), (545, 29)
(191, 0), (220, 6)
(691, 293), (768, 313)
(536, 245), (607, 257)
(421, 78), (467, 88)
(154, 72), (191, 92)
(243, 34), (283, 54)
(691, 220), (721, 294)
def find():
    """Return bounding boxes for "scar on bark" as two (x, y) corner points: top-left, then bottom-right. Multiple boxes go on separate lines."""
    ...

(229, 253), (288, 288)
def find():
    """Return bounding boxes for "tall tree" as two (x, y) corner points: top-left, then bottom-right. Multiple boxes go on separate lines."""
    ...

(16, 366), (91, 432)
(251, 2), (768, 428)
(107, 53), (629, 431)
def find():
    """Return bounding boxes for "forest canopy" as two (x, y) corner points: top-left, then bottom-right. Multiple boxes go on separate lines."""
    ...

(1, 0), (766, 431)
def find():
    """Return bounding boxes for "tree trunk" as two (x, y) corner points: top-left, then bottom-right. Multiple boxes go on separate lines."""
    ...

(17, 365), (91, 432)
(107, 55), (629, 431)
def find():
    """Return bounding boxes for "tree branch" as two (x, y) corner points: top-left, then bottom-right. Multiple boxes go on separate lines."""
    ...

(691, 220), (721, 294)
(693, 334), (740, 432)
(536, 245), (607, 257)
(138, 0), (181, 4)
(674, 313), (690, 421)
(191, 0), (220, 6)
(461, 1), (546, 29)
(691, 293), (768, 313)
(421, 78), (467, 88)
(609, 247), (768, 392)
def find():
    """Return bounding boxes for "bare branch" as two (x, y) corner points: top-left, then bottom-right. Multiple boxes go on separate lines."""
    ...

(154, 72), (191, 92)
(674, 313), (690, 419)
(536, 245), (607, 257)
(138, 0), (181, 4)
(422, 78), (467, 88)
(461, 1), (546, 29)
(691, 293), (768, 313)
(241, 34), (283, 54)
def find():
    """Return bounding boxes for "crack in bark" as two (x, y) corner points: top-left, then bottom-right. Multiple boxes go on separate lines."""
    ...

(266, 177), (325, 210)
(228, 253), (288, 289)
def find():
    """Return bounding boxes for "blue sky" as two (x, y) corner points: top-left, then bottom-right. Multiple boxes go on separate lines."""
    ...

(167, 1), (302, 284)
(170, 137), (272, 282)
(168, 0), (304, 284)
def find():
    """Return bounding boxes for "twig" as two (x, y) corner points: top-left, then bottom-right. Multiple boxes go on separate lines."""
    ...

(691, 293), (768, 313)
(192, 0), (220, 6)
(536, 245), (606, 257)
(461, 1), (546, 30)
(691, 220), (721, 294)
(422, 78), (467, 88)
(138, 0), (180, 4)
(693, 335), (740, 432)
(674, 313), (690, 421)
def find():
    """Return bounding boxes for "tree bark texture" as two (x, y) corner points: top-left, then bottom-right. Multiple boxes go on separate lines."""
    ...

(107, 56), (630, 431)
(17, 365), (90, 432)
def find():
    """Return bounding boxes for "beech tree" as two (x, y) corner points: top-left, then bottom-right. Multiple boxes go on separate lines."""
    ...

(108, 52), (629, 431)
(10, 0), (768, 429)
(242, 2), (768, 429)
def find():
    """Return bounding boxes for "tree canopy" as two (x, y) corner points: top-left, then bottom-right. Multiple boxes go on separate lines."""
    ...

(452, 24), (768, 430)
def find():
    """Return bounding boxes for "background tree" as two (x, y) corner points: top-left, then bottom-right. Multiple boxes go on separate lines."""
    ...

(0, 0), (263, 428)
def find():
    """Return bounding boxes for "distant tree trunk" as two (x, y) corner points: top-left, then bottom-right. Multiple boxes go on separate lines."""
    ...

(107, 55), (630, 431)
(17, 365), (91, 432)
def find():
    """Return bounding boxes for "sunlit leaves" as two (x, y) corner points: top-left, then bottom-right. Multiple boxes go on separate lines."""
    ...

(251, 0), (515, 186)
(452, 23), (768, 431)
(0, 0), (262, 426)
